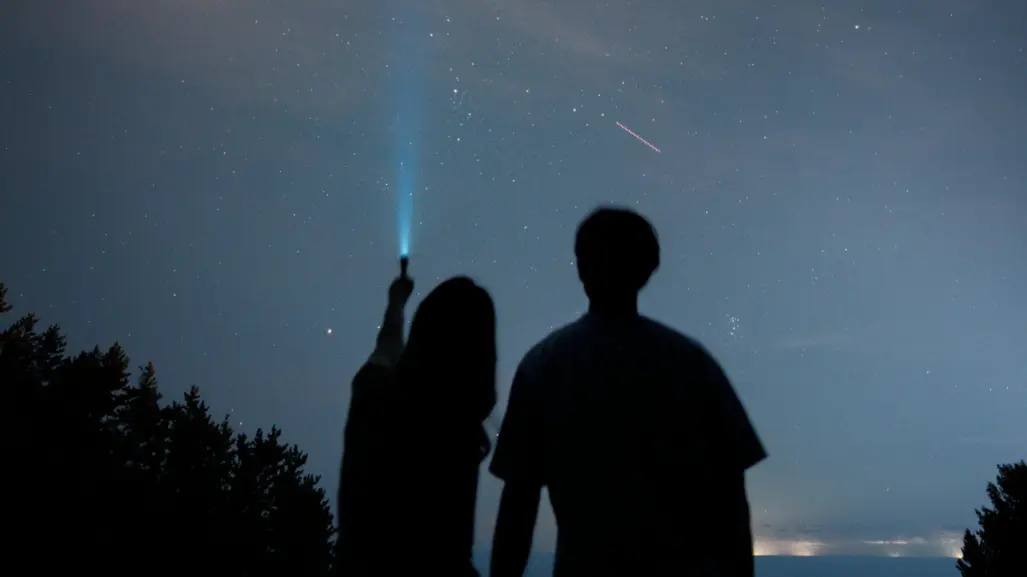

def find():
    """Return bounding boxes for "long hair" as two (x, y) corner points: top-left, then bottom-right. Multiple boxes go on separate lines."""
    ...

(394, 276), (498, 455)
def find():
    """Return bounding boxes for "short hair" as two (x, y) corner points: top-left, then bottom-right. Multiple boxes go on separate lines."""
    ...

(574, 206), (660, 294)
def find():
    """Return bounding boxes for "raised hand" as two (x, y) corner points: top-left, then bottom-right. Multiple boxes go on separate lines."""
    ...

(388, 274), (414, 308)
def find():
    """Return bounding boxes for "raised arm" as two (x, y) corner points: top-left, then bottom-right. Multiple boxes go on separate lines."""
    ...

(336, 270), (414, 574)
(367, 273), (414, 369)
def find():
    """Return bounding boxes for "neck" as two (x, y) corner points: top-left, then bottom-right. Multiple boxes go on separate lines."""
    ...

(588, 297), (638, 318)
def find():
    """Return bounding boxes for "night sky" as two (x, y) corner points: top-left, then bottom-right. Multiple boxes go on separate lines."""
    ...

(2, 0), (1025, 559)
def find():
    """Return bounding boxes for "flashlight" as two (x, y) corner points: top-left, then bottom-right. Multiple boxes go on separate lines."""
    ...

(400, 256), (409, 279)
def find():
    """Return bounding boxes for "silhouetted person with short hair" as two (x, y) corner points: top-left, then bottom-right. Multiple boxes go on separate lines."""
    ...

(337, 271), (497, 576)
(490, 207), (767, 577)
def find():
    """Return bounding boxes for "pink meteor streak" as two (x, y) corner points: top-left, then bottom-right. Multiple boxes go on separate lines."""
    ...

(616, 121), (661, 153)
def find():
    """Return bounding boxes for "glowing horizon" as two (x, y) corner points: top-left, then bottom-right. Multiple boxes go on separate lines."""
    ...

(752, 533), (964, 558)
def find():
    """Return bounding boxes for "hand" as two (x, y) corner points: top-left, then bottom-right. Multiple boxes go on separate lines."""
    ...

(387, 274), (414, 306)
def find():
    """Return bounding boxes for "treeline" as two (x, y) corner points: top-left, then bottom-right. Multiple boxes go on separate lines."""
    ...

(0, 282), (335, 575)
(958, 460), (1026, 576)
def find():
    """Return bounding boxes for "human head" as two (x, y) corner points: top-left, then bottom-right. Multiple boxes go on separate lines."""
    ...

(398, 276), (497, 424)
(574, 206), (660, 303)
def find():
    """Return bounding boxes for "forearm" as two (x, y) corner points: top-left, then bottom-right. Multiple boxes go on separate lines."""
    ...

(491, 483), (541, 577)
(368, 302), (405, 367)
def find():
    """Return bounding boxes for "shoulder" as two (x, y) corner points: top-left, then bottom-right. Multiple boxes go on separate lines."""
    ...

(353, 361), (390, 385)
(351, 362), (396, 404)
(345, 365), (396, 445)
(516, 317), (590, 374)
(638, 316), (710, 359)
(636, 317), (732, 385)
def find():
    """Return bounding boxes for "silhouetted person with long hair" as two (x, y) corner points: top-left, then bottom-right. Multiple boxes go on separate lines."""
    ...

(490, 207), (767, 577)
(337, 270), (497, 576)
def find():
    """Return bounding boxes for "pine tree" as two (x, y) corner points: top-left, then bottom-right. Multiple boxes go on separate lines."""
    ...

(1, 281), (336, 575)
(0, 282), (10, 314)
(957, 461), (1027, 577)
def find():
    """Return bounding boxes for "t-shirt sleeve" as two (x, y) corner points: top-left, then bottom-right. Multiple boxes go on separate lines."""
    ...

(488, 353), (545, 485)
(701, 351), (768, 472)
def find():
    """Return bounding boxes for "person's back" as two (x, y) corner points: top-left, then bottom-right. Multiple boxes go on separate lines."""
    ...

(517, 314), (764, 575)
(339, 365), (485, 576)
(490, 207), (767, 577)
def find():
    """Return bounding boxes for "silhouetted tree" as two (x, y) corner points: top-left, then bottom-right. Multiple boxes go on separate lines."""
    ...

(957, 461), (1027, 577)
(0, 282), (335, 575)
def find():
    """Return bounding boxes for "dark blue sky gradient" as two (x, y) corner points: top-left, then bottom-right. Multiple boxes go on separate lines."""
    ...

(2, 0), (1025, 557)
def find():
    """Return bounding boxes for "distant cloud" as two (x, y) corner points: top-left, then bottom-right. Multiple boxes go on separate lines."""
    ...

(438, 0), (733, 93)
(452, 0), (633, 65)
(489, 534), (965, 558)
(752, 532), (963, 557)
(753, 537), (825, 557)
(18, 1), (405, 117)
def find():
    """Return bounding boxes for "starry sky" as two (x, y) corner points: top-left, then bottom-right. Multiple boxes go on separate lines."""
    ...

(2, 0), (1025, 559)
